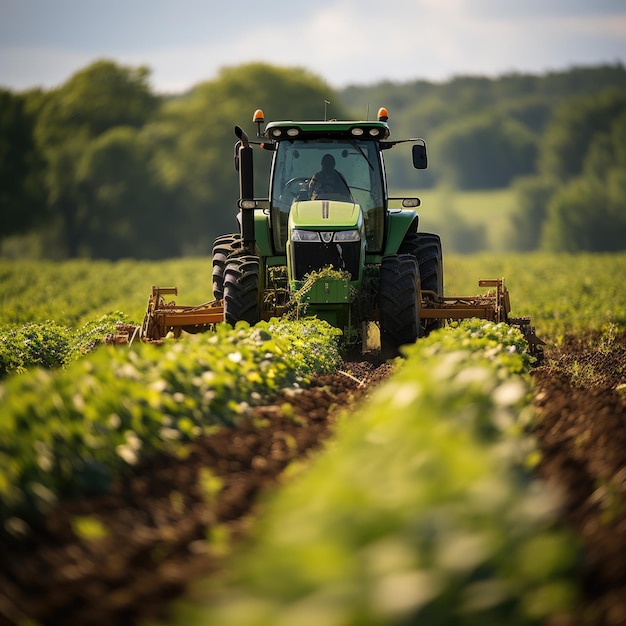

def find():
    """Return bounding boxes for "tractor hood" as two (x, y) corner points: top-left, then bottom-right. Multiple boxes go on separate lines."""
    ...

(290, 200), (361, 230)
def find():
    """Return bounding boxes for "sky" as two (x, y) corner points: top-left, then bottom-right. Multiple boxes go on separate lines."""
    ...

(1, 0), (625, 94)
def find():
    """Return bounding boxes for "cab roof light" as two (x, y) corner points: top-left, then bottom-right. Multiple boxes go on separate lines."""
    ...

(378, 107), (389, 122)
(253, 109), (265, 137)
(351, 127), (364, 136)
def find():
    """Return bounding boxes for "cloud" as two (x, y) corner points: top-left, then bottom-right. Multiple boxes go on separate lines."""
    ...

(1, 0), (625, 93)
(0, 46), (94, 90)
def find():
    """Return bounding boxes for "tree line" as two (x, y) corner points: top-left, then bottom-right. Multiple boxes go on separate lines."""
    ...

(1, 61), (625, 258)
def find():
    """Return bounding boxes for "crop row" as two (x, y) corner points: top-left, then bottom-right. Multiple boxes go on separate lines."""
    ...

(0, 318), (341, 525)
(172, 320), (577, 626)
(0, 312), (131, 379)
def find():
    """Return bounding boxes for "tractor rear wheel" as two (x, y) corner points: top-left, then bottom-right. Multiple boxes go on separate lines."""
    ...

(223, 255), (260, 326)
(379, 254), (421, 357)
(212, 233), (242, 300)
(400, 232), (444, 335)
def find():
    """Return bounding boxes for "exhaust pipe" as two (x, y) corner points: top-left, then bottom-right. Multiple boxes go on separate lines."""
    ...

(234, 125), (255, 250)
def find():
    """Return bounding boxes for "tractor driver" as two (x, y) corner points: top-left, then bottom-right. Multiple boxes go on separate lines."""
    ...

(308, 154), (352, 201)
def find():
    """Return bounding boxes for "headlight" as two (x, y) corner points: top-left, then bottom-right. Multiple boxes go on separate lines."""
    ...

(333, 229), (361, 242)
(291, 229), (321, 242)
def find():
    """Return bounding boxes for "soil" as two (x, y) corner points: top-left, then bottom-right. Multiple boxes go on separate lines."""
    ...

(1, 334), (626, 626)
(533, 331), (626, 626)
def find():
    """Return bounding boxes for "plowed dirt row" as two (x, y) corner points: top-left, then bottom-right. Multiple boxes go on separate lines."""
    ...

(2, 334), (626, 626)
(533, 332), (626, 626)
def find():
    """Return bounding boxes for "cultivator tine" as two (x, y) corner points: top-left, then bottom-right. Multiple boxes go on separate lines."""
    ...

(106, 286), (226, 345)
(419, 278), (545, 359)
(508, 316), (546, 360)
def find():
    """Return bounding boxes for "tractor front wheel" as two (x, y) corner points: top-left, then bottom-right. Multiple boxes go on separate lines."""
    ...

(223, 255), (261, 326)
(379, 254), (421, 357)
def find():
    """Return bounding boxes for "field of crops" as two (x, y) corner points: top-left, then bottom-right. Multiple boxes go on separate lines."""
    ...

(2, 252), (625, 341)
(1, 254), (626, 625)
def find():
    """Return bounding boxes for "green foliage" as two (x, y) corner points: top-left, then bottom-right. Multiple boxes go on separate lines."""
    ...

(6, 62), (626, 259)
(0, 322), (71, 378)
(0, 313), (133, 379)
(509, 176), (557, 252)
(344, 64), (626, 192)
(540, 174), (626, 252)
(0, 257), (213, 327)
(539, 89), (626, 183)
(31, 61), (159, 258)
(432, 113), (537, 189)
(0, 318), (341, 524)
(0, 89), (47, 239)
(499, 89), (626, 252)
(36, 60), (157, 142)
(539, 108), (626, 252)
(173, 321), (576, 625)
(417, 186), (488, 254)
(74, 126), (177, 258)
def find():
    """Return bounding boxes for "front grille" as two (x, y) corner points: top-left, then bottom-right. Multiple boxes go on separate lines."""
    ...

(292, 241), (361, 280)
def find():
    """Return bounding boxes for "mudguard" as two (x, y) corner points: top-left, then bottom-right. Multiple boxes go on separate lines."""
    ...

(384, 210), (418, 255)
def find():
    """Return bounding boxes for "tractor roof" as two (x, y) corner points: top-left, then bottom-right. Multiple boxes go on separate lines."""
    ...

(262, 119), (391, 141)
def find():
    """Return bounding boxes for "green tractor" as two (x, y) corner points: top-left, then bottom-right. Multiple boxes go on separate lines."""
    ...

(124, 107), (542, 356)
(214, 107), (443, 355)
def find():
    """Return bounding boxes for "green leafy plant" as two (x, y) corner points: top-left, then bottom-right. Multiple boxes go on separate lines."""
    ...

(0, 318), (341, 525)
(0, 312), (132, 380)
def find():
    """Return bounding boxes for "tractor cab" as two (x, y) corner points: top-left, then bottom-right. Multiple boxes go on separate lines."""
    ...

(267, 129), (387, 255)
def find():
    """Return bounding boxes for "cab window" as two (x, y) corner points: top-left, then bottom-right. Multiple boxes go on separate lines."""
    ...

(270, 139), (385, 253)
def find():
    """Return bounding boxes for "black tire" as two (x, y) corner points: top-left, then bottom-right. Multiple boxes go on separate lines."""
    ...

(399, 232), (444, 335)
(212, 233), (242, 300)
(223, 255), (260, 326)
(379, 254), (421, 356)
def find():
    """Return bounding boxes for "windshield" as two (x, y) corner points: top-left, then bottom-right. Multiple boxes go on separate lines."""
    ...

(270, 139), (385, 253)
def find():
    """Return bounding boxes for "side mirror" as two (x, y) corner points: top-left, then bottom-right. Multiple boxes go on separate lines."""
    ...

(412, 143), (427, 169)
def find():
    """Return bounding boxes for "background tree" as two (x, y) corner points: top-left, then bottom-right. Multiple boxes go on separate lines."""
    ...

(147, 63), (353, 254)
(35, 61), (158, 257)
(0, 89), (47, 242)
(341, 64), (626, 192)
(540, 110), (626, 251)
(4, 62), (626, 258)
(539, 89), (626, 182)
(431, 113), (537, 189)
(508, 176), (557, 251)
(74, 126), (177, 258)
